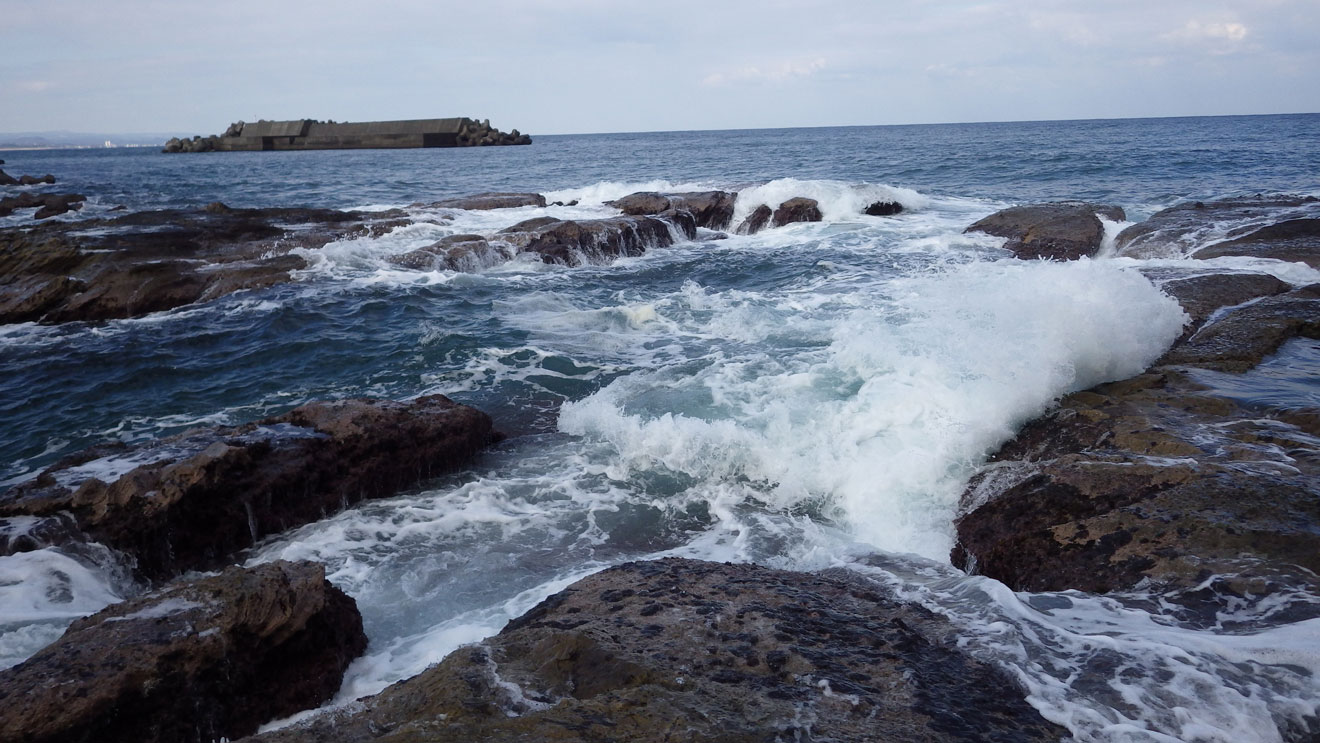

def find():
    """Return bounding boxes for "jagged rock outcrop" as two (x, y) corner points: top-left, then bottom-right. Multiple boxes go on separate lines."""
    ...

(954, 275), (1320, 622)
(0, 204), (410, 324)
(0, 395), (498, 579)
(389, 211), (698, 271)
(607, 191), (737, 230)
(0, 560), (366, 743)
(772, 196), (823, 227)
(965, 202), (1125, 260)
(246, 559), (1066, 743)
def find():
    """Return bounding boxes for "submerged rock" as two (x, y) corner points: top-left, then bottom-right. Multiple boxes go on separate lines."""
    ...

(0, 395), (498, 579)
(771, 196), (823, 227)
(0, 560), (366, 743)
(1116, 196), (1320, 264)
(0, 205), (409, 325)
(965, 202), (1125, 260)
(427, 192), (547, 210)
(247, 559), (1066, 743)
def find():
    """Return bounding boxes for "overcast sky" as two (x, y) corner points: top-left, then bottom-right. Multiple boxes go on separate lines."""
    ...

(4, 0), (1317, 135)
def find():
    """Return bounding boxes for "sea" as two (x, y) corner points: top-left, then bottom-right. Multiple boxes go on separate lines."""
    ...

(3, 113), (1320, 741)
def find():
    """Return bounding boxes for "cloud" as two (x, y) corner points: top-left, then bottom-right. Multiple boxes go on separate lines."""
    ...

(17, 80), (51, 92)
(702, 58), (827, 87)
(1164, 19), (1249, 44)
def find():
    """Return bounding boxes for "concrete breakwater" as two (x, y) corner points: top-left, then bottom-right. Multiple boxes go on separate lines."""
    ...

(163, 117), (531, 153)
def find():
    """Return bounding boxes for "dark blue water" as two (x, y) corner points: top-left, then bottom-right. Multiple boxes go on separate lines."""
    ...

(3, 114), (1320, 741)
(6, 114), (1318, 212)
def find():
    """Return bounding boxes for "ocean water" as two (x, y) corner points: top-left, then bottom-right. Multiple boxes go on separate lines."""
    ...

(3, 114), (1320, 741)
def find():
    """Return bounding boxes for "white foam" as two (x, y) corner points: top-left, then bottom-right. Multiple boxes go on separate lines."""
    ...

(730, 178), (931, 226)
(0, 548), (129, 668)
(560, 259), (1186, 559)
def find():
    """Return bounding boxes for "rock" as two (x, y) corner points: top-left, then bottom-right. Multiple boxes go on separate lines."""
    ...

(0, 168), (18, 186)
(735, 204), (772, 235)
(865, 200), (904, 216)
(17, 174), (56, 186)
(428, 192), (546, 210)
(1154, 272), (1292, 340)
(1157, 289), (1320, 371)
(0, 560), (366, 743)
(607, 191), (671, 216)
(246, 559), (1065, 743)
(0, 395), (498, 579)
(0, 205), (406, 324)
(953, 279), (1320, 619)
(1116, 196), (1320, 261)
(965, 202), (1125, 260)
(608, 191), (737, 230)
(1194, 218), (1320, 267)
(0, 192), (85, 219)
(388, 234), (504, 272)
(772, 197), (823, 227)
(513, 212), (697, 266)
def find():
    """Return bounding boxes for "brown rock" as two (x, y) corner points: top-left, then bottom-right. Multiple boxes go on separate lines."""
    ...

(1116, 196), (1319, 260)
(0, 395), (499, 579)
(965, 202), (1125, 260)
(772, 197), (823, 227)
(428, 193), (547, 210)
(508, 212), (697, 266)
(608, 191), (737, 230)
(0, 561), (366, 743)
(1195, 218), (1320, 267)
(246, 559), (1065, 743)
(735, 204), (772, 235)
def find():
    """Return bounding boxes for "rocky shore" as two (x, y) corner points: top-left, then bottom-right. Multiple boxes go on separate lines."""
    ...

(2, 188), (1318, 740)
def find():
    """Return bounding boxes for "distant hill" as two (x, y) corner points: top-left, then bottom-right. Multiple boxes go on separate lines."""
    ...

(0, 131), (192, 150)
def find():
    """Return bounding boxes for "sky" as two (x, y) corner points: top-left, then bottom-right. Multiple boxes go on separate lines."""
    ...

(3, 0), (1318, 136)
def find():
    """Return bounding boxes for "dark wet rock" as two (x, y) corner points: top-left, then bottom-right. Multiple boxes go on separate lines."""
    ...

(607, 190), (737, 230)
(389, 234), (505, 272)
(0, 395), (498, 579)
(865, 200), (904, 216)
(965, 202), (1124, 260)
(0, 513), (87, 556)
(772, 196), (823, 227)
(499, 216), (560, 233)
(1116, 196), (1320, 261)
(0, 560), (366, 743)
(954, 280), (1320, 616)
(1154, 271), (1292, 341)
(1157, 289), (1320, 371)
(0, 192), (86, 219)
(0, 168), (15, 185)
(1194, 218), (1320, 267)
(736, 204), (772, 235)
(247, 559), (1065, 743)
(427, 192), (546, 210)
(0, 205), (407, 324)
(504, 212), (697, 266)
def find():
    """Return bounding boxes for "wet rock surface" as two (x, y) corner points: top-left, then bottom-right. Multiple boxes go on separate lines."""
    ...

(426, 192), (547, 210)
(0, 191), (86, 219)
(965, 202), (1125, 260)
(0, 395), (498, 579)
(772, 196), (823, 227)
(1116, 196), (1320, 263)
(0, 204), (411, 324)
(246, 559), (1066, 743)
(607, 190), (737, 230)
(954, 276), (1320, 619)
(736, 203), (772, 235)
(0, 560), (366, 743)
